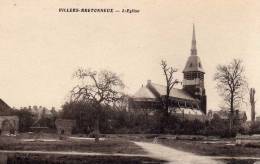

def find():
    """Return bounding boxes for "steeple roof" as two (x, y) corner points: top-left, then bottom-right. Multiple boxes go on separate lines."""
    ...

(191, 24), (197, 55)
(183, 24), (205, 73)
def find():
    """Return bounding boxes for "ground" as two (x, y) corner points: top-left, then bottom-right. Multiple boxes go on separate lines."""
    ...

(110, 134), (260, 157)
(135, 141), (221, 164)
(158, 137), (260, 157)
(2, 133), (260, 163)
(0, 133), (164, 163)
(0, 133), (144, 154)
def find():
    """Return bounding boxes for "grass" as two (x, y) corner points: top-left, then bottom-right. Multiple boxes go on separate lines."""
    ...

(5, 133), (260, 163)
(0, 133), (145, 155)
(107, 134), (260, 157)
(158, 138), (260, 157)
(0, 133), (168, 163)
(5, 154), (166, 164)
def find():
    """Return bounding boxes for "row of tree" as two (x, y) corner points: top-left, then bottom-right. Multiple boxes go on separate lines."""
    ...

(13, 58), (257, 138)
(64, 58), (255, 137)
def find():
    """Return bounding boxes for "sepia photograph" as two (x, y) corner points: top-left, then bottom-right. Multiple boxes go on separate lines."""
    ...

(0, 0), (260, 163)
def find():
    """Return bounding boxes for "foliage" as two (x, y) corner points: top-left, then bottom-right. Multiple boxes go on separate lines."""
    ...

(70, 69), (125, 136)
(214, 59), (248, 113)
(160, 60), (179, 132)
(13, 108), (34, 132)
(214, 59), (248, 137)
(13, 106), (58, 132)
(71, 69), (124, 105)
(250, 122), (260, 134)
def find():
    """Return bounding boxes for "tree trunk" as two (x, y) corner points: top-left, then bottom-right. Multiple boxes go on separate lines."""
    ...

(94, 119), (100, 142)
(229, 93), (234, 137)
(252, 103), (255, 123)
(94, 104), (101, 142)
(160, 95), (170, 133)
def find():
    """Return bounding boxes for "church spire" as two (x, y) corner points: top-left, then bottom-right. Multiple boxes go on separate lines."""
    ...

(191, 24), (197, 55)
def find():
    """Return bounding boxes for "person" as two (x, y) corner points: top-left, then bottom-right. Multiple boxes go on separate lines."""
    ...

(153, 137), (158, 144)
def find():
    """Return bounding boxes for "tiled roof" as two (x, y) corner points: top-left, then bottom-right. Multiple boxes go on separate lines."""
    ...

(132, 86), (157, 99)
(132, 82), (196, 101)
(183, 55), (204, 73)
(0, 99), (11, 110)
(149, 83), (196, 101)
(0, 99), (13, 116)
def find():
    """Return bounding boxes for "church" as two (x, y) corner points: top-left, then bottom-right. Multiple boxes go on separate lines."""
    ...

(128, 25), (207, 120)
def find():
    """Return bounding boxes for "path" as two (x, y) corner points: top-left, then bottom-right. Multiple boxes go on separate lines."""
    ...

(134, 141), (223, 164)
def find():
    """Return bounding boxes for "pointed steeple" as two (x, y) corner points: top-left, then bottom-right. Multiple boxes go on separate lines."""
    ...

(191, 24), (197, 55)
(183, 24), (204, 73)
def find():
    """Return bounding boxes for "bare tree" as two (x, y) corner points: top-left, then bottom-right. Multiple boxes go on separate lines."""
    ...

(214, 59), (248, 135)
(160, 60), (179, 131)
(250, 88), (256, 123)
(71, 68), (124, 140)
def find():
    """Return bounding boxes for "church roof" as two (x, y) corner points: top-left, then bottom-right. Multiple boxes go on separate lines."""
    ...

(149, 82), (196, 101)
(183, 55), (204, 73)
(132, 86), (157, 99)
(183, 24), (205, 73)
(132, 82), (196, 101)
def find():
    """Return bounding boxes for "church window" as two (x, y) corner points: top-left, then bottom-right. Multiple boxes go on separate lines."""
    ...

(189, 63), (193, 67)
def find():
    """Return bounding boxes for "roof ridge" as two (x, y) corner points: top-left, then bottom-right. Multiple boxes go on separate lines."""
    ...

(150, 82), (183, 91)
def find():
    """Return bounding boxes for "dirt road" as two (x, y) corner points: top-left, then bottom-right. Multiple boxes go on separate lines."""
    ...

(134, 141), (223, 164)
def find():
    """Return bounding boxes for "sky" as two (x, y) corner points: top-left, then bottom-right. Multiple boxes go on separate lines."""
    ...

(0, 0), (260, 117)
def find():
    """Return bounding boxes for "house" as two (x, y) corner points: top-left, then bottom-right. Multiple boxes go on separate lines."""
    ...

(0, 99), (19, 135)
(207, 109), (247, 124)
(55, 119), (76, 135)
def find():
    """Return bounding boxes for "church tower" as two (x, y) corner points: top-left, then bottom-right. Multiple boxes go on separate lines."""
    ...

(183, 24), (207, 114)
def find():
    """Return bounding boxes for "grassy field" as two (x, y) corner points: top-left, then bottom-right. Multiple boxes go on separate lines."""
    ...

(107, 134), (260, 158)
(0, 133), (169, 163)
(3, 153), (166, 164)
(158, 138), (260, 157)
(0, 133), (145, 155)
(3, 133), (260, 163)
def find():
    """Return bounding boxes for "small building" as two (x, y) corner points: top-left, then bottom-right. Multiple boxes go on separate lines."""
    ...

(55, 119), (76, 135)
(256, 116), (260, 122)
(0, 99), (19, 135)
(207, 109), (247, 124)
(0, 116), (19, 135)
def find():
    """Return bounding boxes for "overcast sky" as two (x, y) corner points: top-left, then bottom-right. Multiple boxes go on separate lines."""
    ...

(0, 0), (260, 117)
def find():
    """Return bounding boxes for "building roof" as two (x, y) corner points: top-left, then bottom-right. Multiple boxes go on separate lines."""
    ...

(132, 81), (196, 101)
(132, 86), (157, 99)
(0, 99), (13, 116)
(0, 99), (11, 110)
(149, 82), (196, 101)
(183, 55), (205, 73)
(183, 24), (205, 73)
